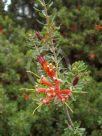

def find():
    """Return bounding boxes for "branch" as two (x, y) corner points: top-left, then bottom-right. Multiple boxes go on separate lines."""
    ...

(65, 106), (74, 129)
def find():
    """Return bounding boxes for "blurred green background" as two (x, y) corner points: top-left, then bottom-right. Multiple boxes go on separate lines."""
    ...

(0, 0), (102, 136)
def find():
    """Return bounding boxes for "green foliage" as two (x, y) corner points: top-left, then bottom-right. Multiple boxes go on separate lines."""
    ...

(62, 123), (85, 136)
(0, 0), (102, 136)
(0, 15), (36, 136)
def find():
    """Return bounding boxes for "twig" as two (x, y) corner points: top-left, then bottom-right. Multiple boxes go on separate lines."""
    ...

(65, 106), (74, 128)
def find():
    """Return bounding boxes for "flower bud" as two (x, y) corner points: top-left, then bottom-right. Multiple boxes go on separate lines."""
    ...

(37, 55), (46, 65)
(72, 76), (79, 86)
(35, 31), (42, 41)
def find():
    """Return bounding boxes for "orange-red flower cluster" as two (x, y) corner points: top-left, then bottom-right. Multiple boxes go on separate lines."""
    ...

(95, 24), (102, 31)
(36, 55), (72, 104)
(36, 75), (72, 104)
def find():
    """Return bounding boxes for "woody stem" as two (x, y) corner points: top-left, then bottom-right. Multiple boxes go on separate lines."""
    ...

(65, 106), (74, 128)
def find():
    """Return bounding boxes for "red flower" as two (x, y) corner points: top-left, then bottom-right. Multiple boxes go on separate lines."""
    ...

(23, 93), (30, 101)
(39, 75), (53, 87)
(36, 55), (72, 105)
(36, 88), (47, 93)
(0, 26), (3, 33)
(88, 53), (96, 60)
(72, 76), (79, 86)
(36, 77), (72, 104)
(60, 89), (72, 95)
(95, 24), (102, 31)
(37, 55), (56, 78)
(42, 96), (53, 104)
(46, 90), (56, 97)
(35, 31), (43, 41)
